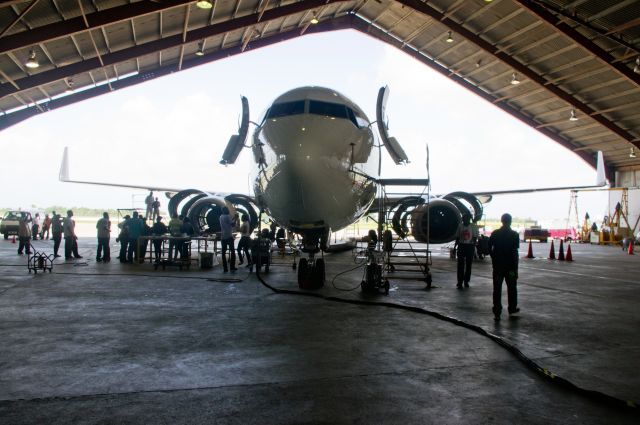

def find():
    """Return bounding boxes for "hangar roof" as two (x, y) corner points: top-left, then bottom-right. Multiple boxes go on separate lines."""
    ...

(1, 0), (639, 176)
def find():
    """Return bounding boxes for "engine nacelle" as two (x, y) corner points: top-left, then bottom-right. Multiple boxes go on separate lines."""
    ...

(411, 199), (462, 244)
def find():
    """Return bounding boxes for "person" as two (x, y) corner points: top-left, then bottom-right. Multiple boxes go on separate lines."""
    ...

(219, 207), (237, 272)
(237, 214), (252, 267)
(117, 215), (131, 263)
(31, 213), (41, 240)
(17, 216), (32, 255)
(151, 216), (168, 262)
(488, 213), (520, 321)
(168, 213), (183, 261)
(126, 211), (143, 263)
(51, 212), (62, 258)
(96, 212), (111, 262)
(63, 210), (82, 259)
(180, 216), (195, 260)
(145, 191), (154, 220)
(151, 197), (161, 222)
(455, 213), (478, 288)
(139, 216), (152, 263)
(41, 213), (52, 240)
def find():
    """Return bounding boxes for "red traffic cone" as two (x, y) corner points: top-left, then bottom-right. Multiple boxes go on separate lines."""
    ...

(565, 244), (573, 262)
(629, 241), (634, 255)
(525, 240), (534, 259)
(11, 235), (16, 243)
(558, 239), (565, 261)
(548, 240), (556, 260)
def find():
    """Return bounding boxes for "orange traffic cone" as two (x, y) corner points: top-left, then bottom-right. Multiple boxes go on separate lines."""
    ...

(558, 239), (565, 261)
(526, 240), (534, 259)
(12, 235), (16, 244)
(565, 244), (573, 262)
(548, 240), (556, 260)
(629, 241), (634, 255)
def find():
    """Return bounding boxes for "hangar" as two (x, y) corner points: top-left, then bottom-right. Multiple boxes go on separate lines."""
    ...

(1, 0), (639, 423)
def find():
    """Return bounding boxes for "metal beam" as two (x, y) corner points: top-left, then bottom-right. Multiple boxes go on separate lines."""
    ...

(0, 15), (351, 131)
(0, 0), (195, 54)
(348, 14), (605, 171)
(512, 0), (640, 88)
(0, 0), (348, 99)
(395, 0), (639, 152)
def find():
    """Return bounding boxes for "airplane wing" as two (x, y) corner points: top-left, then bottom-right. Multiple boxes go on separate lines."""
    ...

(58, 147), (184, 193)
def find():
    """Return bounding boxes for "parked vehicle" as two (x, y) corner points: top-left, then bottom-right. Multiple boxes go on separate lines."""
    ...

(548, 228), (577, 242)
(520, 226), (549, 243)
(0, 210), (32, 239)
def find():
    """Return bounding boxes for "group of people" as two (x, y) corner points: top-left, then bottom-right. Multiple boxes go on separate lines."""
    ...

(455, 212), (520, 322)
(17, 210), (82, 260)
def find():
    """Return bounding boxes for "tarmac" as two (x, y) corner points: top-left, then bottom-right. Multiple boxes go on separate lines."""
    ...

(0, 236), (639, 424)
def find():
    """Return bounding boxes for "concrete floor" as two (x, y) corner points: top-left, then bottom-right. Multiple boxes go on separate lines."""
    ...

(0, 237), (638, 424)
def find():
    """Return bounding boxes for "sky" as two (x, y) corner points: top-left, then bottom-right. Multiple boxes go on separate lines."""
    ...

(0, 30), (609, 226)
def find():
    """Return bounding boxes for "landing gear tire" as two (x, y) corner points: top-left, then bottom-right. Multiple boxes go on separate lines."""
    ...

(3, 233), (7, 240)
(298, 258), (308, 288)
(315, 258), (325, 287)
(384, 279), (390, 295)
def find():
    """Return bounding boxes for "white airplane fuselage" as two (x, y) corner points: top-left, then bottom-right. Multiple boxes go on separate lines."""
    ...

(252, 87), (379, 235)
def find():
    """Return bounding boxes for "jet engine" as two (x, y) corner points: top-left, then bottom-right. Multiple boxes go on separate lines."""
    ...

(167, 189), (258, 234)
(390, 192), (483, 244)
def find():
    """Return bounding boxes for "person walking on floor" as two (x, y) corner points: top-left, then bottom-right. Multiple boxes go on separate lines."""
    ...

(167, 213), (183, 261)
(237, 214), (252, 267)
(488, 213), (520, 321)
(51, 212), (62, 258)
(63, 210), (82, 259)
(31, 213), (41, 240)
(219, 207), (237, 272)
(17, 216), (32, 255)
(455, 213), (478, 288)
(126, 211), (143, 263)
(96, 212), (111, 262)
(41, 213), (51, 240)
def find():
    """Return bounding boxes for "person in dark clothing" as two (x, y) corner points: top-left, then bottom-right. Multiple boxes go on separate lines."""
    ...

(63, 210), (82, 259)
(138, 217), (152, 263)
(51, 212), (62, 258)
(488, 213), (520, 321)
(127, 211), (143, 263)
(151, 216), (168, 262)
(117, 215), (131, 263)
(17, 217), (32, 255)
(180, 216), (195, 259)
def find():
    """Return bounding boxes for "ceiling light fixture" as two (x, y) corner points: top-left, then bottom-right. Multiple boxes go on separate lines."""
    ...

(634, 57), (640, 74)
(569, 108), (578, 121)
(445, 30), (454, 43)
(510, 72), (520, 85)
(310, 12), (319, 24)
(65, 78), (74, 93)
(630, 147), (637, 158)
(196, 0), (213, 9)
(25, 50), (39, 69)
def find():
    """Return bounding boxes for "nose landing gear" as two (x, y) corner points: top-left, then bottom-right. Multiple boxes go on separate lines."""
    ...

(298, 257), (325, 289)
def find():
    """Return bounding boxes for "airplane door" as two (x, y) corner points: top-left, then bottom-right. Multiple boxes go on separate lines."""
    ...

(220, 96), (250, 165)
(376, 86), (409, 165)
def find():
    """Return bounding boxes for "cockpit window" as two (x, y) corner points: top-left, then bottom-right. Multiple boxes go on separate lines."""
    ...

(309, 101), (349, 120)
(266, 101), (305, 119)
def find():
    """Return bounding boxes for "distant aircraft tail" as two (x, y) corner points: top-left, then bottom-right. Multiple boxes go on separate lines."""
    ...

(59, 147), (70, 182)
(595, 150), (606, 187)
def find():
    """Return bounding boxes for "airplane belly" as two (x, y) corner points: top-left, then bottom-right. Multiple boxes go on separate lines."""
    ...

(256, 156), (375, 231)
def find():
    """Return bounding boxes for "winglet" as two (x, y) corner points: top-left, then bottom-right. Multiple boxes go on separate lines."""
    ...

(595, 150), (606, 186)
(59, 147), (69, 182)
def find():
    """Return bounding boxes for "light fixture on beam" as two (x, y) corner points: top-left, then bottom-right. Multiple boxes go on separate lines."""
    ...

(25, 50), (39, 69)
(195, 41), (205, 56)
(65, 78), (74, 94)
(196, 0), (213, 9)
(569, 108), (578, 122)
(630, 147), (637, 158)
(445, 30), (454, 43)
(310, 12), (319, 24)
(634, 57), (640, 74)
(510, 72), (520, 85)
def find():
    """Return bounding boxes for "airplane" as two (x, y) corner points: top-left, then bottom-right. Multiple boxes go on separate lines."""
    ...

(60, 85), (607, 289)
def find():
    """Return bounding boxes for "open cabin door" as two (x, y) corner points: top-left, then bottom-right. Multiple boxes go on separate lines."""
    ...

(220, 96), (250, 165)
